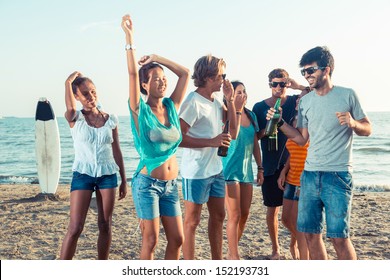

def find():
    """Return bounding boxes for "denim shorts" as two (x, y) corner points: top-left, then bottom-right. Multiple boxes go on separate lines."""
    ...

(131, 173), (181, 220)
(70, 171), (117, 192)
(182, 172), (225, 204)
(297, 170), (354, 238)
(283, 183), (300, 201)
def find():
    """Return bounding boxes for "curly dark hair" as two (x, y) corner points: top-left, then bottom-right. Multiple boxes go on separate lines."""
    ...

(71, 76), (94, 95)
(299, 46), (334, 77)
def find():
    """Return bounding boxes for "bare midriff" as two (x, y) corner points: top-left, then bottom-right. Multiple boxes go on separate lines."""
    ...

(140, 155), (179, 180)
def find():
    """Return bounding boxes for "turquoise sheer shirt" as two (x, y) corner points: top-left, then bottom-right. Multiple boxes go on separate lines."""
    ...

(222, 111), (259, 183)
(129, 97), (182, 175)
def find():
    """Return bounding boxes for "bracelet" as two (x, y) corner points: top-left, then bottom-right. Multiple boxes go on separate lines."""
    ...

(277, 118), (285, 128)
(257, 166), (264, 171)
(125, 44), (136, 51)
(236, 111), (242, 115)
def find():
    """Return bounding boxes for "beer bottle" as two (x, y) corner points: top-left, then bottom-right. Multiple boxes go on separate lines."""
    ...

(264, 98), (281, 136)
(217, 120), (230, 157)
(265, 98), (281, 152)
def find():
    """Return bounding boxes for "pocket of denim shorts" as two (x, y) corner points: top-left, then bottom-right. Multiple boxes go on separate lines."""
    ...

(131, 176), (147, 191)
(72, 171), (83, 179)
(334, 171), (353, 190)
(136, 178), (153, 192)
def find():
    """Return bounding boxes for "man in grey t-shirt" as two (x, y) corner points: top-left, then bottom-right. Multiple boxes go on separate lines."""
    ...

(268, 46), (371, 260)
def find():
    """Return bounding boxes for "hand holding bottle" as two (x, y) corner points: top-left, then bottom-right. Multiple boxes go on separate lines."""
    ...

(217, 120), (231, 157)
(265, 98), (282, 136)
(266, 106), (283, 121)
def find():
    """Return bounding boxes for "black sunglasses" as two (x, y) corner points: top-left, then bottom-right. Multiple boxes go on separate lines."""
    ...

(301, 66), (326, 76)
(270, 81), (287, 88)
(222, 74), (226, 80)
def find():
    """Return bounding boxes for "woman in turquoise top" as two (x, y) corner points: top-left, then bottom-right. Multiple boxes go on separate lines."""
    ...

(121, 15), (190, 260)
(223, 81), (264, 259)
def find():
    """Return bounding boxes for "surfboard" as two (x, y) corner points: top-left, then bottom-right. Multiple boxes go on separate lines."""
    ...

(35, 97), (61, 194)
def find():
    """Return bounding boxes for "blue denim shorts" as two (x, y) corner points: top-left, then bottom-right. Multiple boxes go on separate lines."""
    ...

(131, 173), (181, 220)
(70, 171), (117, 192)
(182, 172), (225, 204)
(297, 171), (354, 238)
(283, 183), (300, 201)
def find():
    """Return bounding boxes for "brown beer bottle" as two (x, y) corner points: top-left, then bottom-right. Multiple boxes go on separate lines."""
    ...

(217, 120), (230, 157)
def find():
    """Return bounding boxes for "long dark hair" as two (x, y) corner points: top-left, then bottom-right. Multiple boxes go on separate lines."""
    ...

(138, 63), (164, 95)
(231, 80), (257, 129)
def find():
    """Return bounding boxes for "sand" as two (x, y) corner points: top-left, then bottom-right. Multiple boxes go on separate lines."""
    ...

(0, 184), (389, 260)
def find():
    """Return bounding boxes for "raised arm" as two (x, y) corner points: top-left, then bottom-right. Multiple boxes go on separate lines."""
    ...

(121, 14), (140, 114)
(138, 55), (189, 110)
(222, 80), (238, 139)
(229, 89), (246, 139)
(64, 71), (81, 126)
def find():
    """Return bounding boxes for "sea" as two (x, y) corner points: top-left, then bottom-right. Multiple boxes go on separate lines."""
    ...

(0, 112), (389, 192)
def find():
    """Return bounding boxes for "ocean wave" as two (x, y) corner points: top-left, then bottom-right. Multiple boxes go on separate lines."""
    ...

(354, 184), (390, 192)
(0, 175), (38, 184)
(354, 147), (390, 153)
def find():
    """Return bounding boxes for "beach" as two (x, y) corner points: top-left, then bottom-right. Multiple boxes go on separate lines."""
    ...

(0, 184), (389, 260)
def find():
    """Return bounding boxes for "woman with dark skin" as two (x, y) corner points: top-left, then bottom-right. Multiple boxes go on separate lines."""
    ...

(60, 71), (127, 259)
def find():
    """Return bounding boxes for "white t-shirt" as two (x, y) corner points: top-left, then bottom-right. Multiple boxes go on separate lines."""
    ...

(179, 91), (224, 179)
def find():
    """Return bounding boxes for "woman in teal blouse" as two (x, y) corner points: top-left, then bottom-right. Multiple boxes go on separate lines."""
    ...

(121, 14), (190, 260)
(223, 81), (264, 259)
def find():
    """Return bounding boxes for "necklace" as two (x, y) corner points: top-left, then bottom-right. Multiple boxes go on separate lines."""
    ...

(83, 108), (106, 128)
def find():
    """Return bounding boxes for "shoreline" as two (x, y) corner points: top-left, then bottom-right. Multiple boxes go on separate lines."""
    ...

(0, 184), (389, 260)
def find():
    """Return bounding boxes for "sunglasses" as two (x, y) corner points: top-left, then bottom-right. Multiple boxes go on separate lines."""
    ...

(300, 66), (326, 76)
(270, 81), (287, 88)
(222, 74), (226, 80)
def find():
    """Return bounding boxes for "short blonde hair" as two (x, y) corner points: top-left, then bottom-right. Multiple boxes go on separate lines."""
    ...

(192, 54), (226, 87)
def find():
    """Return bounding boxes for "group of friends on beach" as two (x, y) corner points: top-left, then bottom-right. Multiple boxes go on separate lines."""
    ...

(59, 14), (372, 260)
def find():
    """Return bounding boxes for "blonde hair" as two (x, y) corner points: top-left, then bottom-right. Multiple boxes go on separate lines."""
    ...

(192, 54), (226, 87)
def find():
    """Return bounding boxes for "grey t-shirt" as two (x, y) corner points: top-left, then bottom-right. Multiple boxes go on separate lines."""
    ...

(297, 86), (366, 172)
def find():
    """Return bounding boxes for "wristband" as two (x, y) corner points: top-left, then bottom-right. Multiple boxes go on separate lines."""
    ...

(277, 119), (285, 128)
(236, 111), (242, 115)
(125, 44), (136, 51)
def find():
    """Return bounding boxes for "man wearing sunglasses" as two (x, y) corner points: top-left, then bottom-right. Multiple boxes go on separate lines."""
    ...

(252, 68), (308, 260)
(268, 46), (371, 260)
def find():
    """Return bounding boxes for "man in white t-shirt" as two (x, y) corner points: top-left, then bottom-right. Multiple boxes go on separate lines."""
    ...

(179, 54), (238, 260)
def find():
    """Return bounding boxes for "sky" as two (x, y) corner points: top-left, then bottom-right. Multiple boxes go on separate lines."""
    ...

(1, 0), (389, 118)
